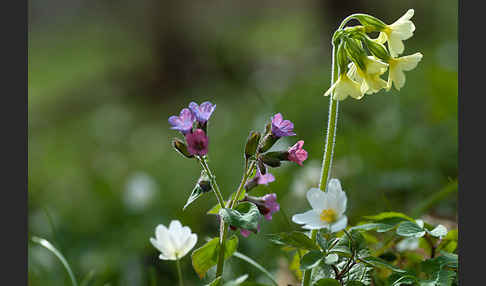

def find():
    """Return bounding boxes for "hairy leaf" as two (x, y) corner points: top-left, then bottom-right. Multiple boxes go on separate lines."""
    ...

(266, 231), (320, 250)
(191, 236), (239, 279)
(219, 202), (260, 232)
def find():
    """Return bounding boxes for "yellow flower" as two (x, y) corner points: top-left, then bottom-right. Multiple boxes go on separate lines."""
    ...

(387, 52), (423, 91)
(377, 9), (416, 57)
(347, 56), (388, 95)
(323, 73), (363, 101)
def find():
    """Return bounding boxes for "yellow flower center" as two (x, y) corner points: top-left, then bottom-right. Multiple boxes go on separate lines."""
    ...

(320, 209), (337, 223)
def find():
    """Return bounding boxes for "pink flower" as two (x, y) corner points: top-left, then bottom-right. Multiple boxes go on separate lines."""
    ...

(239, 224), (260, 237)
(244, 168), (275, 191)
(271, 113), (296, 137)
(185, 129), (209, 156)
(168, 108), (195, 134)
(262, 193), (280, 220)
(288, 140), (308, 166)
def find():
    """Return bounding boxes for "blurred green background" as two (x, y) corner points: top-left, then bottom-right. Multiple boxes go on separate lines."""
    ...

(28, 0), (457, 285)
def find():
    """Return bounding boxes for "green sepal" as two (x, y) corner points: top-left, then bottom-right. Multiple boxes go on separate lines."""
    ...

(245, 131), (261, 159)
(219, 202), (260, 232)
(353, 13), (387, 32)
(183, 170), (212, 210)
(172, 138), (194, 158)
(266, 231), (320, 251)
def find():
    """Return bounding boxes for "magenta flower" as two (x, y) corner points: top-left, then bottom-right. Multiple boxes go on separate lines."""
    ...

(271, 113), (296, 137)
(185, 129), (209, 156)
(243, 193), (280, 221)
(261, 193), (280, 220)
(288, 140), (308, 166)
(244, 168), (275, 191)
(168, 108), (195, 134)
(239, 224), (260, 237)
(189, 101), (216, 124)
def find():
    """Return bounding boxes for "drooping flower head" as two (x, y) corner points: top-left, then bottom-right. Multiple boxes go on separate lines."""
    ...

(347, 56), (389, 95)
(288, 140), (308, 166)
(292, 178), (348, 232)
(189, 101), (216, 124)
(377, 9), (416, 57)
(185, 129), (209, 156)
(387, 52), (423, 91)
(244, 167), (275, 191)
(242, 193), (280, 221)
(150, 220), (198, 260)
(271, 113), (296, 137)
(168, 108), (195, 135)
(324, 73), (363, 101)
(261, 193), (280, 220)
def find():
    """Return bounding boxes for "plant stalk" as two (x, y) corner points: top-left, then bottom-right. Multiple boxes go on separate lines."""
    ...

(175, 258), (184, 286)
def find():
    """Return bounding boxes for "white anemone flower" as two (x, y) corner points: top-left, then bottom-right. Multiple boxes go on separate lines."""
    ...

(150, 220), (198, 260)
(347, 57), (388, 95)
(292, 178), (348, 232)
(377, 9), (416, 57)
(387, 52), (423, 91)
(324, 73), (363, 101)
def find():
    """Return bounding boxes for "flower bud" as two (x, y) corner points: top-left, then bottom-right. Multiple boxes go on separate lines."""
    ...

(172, 138), (194, 159)
(197, 171), (212, 193)
(257, 159), (267, 175)
(353, 14), (387, 32)
(363, 36), (391, 61)
(245, 131), (261, 159)
(344, 38), (367, 71)
(258, 133), (279, 153)
(260, 151), (287, 167)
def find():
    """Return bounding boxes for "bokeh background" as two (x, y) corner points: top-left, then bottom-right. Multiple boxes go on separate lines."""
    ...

(28, 0), (457, 285)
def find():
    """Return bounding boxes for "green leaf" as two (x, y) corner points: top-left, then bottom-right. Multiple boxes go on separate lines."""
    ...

(300, 250), (324, 270)
(31, 236), (78, 286)
(313, 278), (341, 286)
(266, 231), (320, 250)
(219, 202), (260, 232)
(324, 253), (339, 265)
(396, 221), (426, 238)
(184, 171), (212, 210)
(363, 212), (414, 222)
(351, 217), (408, 233)
(346, 282), (366, 286)
(191, 236), (239, 279)
(437, 229), (458, 253)
(224, 274), (249, 286)
(429, 224), (448, 238)
(207, 202), (225, 215)
(360, 256), (406, 273)
(233, 252), (278, 286)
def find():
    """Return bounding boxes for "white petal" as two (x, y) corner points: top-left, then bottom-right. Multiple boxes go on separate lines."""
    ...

(327, 178), (342, 193)
(330, 216), (348, 233)
(306, 188), (327, 211)
(150, 237), (173, 259)
(169, 220), (183, 236)
(390, 66), (406, 90)
(292, 209), (320, 225)
(154, 225), (175, 255)
(388, 35), (405, 57)
(302, 222), (328, 230)
(178, 233), (198, 258)
(398, 52), (423, 71)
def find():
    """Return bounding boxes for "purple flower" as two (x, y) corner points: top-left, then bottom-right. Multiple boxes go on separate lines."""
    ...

(185, 129), (209, 156)
(239, 224), (260, 237)
(244, 168), (275, 191)
(271, 113), (296, 137)
(168, 108), (195, 134)
(262, 193), (280, 220)
(189, 101), (216, 124)
(288, 140), (308, 166)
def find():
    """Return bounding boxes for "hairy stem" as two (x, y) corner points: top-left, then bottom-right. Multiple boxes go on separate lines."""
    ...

(302, 34), (340, 286)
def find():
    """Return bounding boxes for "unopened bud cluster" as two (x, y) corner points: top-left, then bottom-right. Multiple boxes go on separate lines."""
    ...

(324, 9), (423, 101)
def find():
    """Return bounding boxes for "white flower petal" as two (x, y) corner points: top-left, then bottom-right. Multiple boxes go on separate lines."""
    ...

(398, 52), (423, 71)
(178, 233), (198, 259)
(154, 225), (174, 254)
(330, 216), (348, 233)
(292, 209), (321, 225)
(306, 188), (327, 211)
(388, 34), (405, 57)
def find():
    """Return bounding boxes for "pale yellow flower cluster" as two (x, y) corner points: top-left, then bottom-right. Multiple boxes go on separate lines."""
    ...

(324, 9), (423, 101)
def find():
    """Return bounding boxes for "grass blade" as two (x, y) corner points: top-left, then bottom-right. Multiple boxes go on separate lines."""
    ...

(31, 236), (78, 286)
(233, 251), (278, 286)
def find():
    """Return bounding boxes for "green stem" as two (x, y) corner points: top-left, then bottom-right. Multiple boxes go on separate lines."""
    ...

(302, 18), (346, 286)
(175, 258), (184, 286)
(198, 156), (225, 209)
